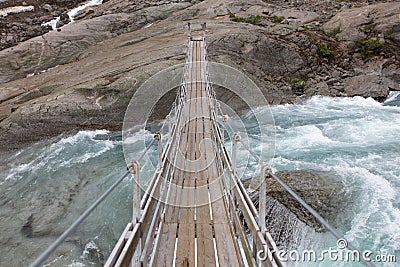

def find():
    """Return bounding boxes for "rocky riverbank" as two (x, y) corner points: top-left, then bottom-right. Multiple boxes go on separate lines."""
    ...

(0, 0), (399, 151)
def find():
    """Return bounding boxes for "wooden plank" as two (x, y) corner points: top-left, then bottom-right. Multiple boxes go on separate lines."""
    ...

(214, 223), (240, 267)
(153, 223), (178, 267)
(179, 179), (196, 223)
(208, 166), (228, 224)
(196, 180), (210, 211)
(195, 69), (217, 265)
(197, 223), (216, 267)
(173, 41), (198, 267)
(176, 222), (196, 266)
(164, 169), (184, 223)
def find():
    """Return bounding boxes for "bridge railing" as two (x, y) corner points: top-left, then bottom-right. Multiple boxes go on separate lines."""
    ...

(201, 57), (283, 266)
(229, 135), (376, 267)
(207, 109), (282, 267)
(105, 64), (191, 265)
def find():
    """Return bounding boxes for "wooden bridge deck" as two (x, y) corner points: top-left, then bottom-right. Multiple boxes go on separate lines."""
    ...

(104, 31), (281, 267)
(154, 40), (240, 266)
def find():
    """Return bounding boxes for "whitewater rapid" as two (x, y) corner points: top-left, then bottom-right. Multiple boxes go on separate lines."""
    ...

(0, 95), (399, 266)
(271, 96), (400, 266)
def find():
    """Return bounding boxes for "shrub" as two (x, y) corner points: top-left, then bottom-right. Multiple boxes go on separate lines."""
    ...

(356, 38), (384, 59)
(228, 12), (262, 25)
(317, 42), (334, 57)
(288, 78), (307, 89)
(270, 15), (284, 23)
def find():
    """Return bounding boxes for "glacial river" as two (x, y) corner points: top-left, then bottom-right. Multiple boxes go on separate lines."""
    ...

(0, 94), (399, 266)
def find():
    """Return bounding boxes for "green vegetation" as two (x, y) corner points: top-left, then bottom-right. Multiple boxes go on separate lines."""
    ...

(288, 77), (307, 89)
(386, 29), (394, 40)
(269, 15), (284, 24)
(228, 12), (236, 19)
(228, 12), (262, 25)
(320, 27), (341, 40)
(317, 42), (334, 57)
(356, 38), (384, 59)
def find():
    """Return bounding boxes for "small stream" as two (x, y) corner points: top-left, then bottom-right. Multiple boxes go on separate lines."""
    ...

(42, 0), (103, 30)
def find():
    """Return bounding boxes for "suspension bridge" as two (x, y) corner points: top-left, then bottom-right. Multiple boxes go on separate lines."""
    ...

(31, 23), (374, 267)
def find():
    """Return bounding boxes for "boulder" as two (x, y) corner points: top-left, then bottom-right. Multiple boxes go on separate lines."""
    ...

(343, 74), (399, 101)
(56, 12), (70, 28)
(244, 170), (347, 246)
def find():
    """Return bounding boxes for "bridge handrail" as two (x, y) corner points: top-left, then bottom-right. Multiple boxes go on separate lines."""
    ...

(201, 71), (282, 266)
(106, 108), (184, 266)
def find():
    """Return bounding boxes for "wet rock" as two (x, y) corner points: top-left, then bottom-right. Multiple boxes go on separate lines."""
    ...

(244, 170), (347, 232)
(344, 74), (399, 101)
(57, 12), (70, 28)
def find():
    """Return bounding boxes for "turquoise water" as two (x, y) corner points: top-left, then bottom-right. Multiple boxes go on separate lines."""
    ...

(0, 95), (399, 266)
(267, 96), (400, 266)
(222, 95), (399, 266)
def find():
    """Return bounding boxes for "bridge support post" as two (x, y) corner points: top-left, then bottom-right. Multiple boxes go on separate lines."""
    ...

(231, 133), (240, 207)
(128, 160), (141, 266)
(221, 115), (228, 144)
(259, 165), (270, 237)
(128, 160), (141, 223)
(166, 115), (172, 136)
(154, 132), (162, 169)
(232, 133), (240, 176)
